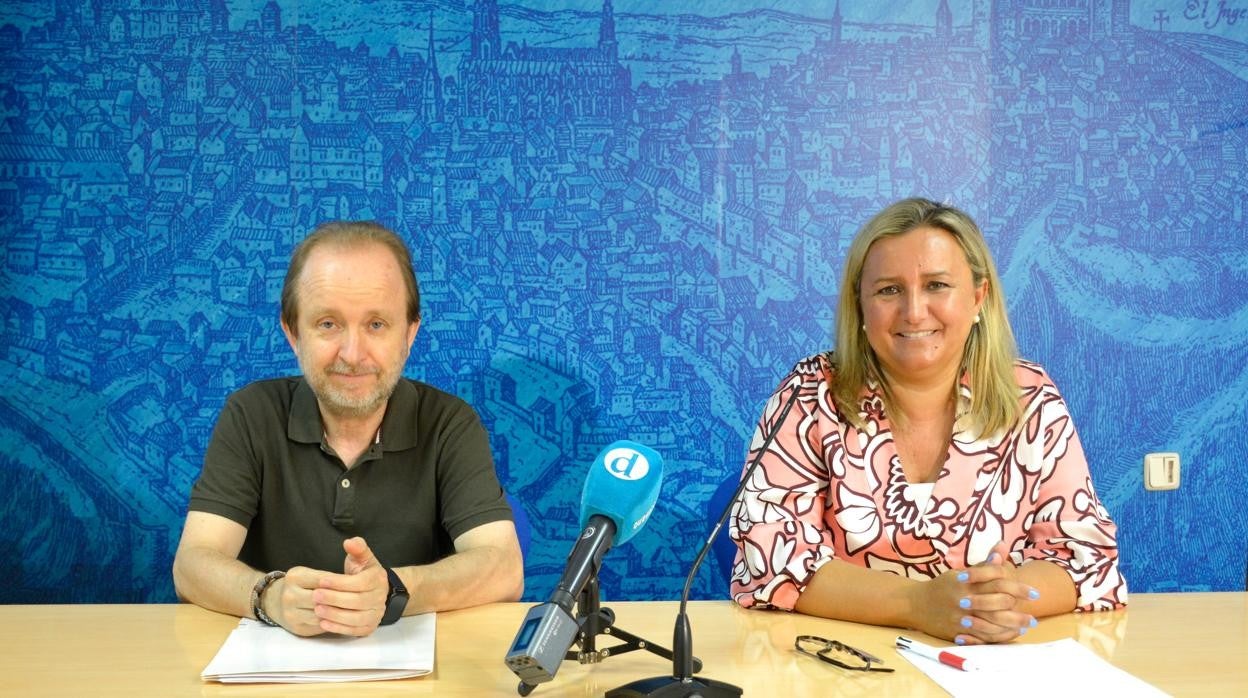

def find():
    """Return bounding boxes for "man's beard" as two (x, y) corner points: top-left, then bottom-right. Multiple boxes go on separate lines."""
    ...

(304, 359), (400, 419)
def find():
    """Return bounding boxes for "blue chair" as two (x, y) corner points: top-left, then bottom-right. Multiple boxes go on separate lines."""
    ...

(507, 494), (532, 559)
(708, 476), (742, 592)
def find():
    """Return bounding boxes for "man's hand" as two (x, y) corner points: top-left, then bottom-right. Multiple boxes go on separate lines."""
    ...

(262, 567), (334, 637)
(308, 537), (391, 636)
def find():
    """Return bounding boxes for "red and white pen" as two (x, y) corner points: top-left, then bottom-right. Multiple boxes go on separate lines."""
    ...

(895, 635), (979, 672)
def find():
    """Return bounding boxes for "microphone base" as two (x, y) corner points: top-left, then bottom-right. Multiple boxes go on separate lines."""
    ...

(605, 675), (742, 697)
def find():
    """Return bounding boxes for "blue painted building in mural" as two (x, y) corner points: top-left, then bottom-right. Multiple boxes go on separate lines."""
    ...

(0, 0), (1245, 604)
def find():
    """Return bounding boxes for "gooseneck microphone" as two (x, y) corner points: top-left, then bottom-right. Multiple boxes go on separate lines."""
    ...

(505, 441), (664, 693)
(606, 378), (805, 698)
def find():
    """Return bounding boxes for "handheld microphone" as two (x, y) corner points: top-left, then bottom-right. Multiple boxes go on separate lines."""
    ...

(505, 441), (664, 689)
(606, 379), (804, 698)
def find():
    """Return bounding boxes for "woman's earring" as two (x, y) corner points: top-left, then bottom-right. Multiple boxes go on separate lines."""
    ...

(861, 323), (867, 331)
(973, 314), (981, 324)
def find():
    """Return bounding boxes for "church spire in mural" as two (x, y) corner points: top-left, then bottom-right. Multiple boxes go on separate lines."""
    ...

(471, 0), (500, 60)
(599, 0), (618, 61)
(937, 0), (953, 37)
(208, 0), (229, 34)
(813, 0), (843, 56)
(422, 11), (443, 122)
(831, 0), (843, 45)
(261, 0), (281, 34)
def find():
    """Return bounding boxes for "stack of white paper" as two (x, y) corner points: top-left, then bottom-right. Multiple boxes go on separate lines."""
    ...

(202, 614), (435, 683)
(897, 638), (1168, 698)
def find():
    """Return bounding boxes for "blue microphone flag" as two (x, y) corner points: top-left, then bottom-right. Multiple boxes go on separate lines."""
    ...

(578, 440), (664, 546)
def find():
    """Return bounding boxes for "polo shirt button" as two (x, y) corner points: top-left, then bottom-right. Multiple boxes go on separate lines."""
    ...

(341, 479), (350, 489)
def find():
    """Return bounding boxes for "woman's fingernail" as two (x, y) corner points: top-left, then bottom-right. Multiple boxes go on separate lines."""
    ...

(955, 636), (967, 645)
(1029, 617), (1038, 628)
(988, 552), (999, 564)
(1028, 588), (1040, 600)
(1019, 626), (1028, 636)
(961, 616), (973, 628)
(959, 597), (971, 609)
(957, 571), (969, 582)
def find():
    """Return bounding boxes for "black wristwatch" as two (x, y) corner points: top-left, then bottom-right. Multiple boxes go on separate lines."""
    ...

(380, 567), (409, 626)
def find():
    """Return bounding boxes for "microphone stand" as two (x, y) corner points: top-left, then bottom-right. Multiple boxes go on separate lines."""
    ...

(568, 576), (702, 668)
(517, 566), (700, 696)
(606, 383), (804, 697)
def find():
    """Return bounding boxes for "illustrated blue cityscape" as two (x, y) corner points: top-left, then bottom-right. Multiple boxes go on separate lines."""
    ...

(1, 0), (1246, 605)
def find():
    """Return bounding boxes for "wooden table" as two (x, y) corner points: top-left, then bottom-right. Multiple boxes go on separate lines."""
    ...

(2, 593), (1244, 696)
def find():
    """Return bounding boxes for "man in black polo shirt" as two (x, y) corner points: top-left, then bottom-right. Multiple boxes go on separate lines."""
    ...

(172, 221), (523, 637)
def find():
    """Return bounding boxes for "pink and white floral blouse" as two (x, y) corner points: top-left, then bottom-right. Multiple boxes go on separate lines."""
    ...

(729, 353), (1127, 613)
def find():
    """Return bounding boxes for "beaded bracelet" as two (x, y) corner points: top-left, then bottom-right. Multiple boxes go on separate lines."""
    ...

(250, 570), (286, 627)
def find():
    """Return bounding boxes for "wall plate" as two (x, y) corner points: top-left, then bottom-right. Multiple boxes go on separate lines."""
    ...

(1144, 453), (1180, 491)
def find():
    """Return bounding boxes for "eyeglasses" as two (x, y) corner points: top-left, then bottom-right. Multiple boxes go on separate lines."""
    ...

(794, 635), (895, 673)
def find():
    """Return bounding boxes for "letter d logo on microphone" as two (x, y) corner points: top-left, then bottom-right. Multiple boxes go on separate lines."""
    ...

(604, 447), (650, 480)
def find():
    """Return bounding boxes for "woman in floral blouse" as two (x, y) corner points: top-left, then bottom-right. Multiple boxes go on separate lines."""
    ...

(729, 198), (1126, 645)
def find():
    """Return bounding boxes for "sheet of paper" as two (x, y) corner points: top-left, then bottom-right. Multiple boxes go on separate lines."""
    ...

(897, 638), (1169, 698)
(202, 614), (435, 683)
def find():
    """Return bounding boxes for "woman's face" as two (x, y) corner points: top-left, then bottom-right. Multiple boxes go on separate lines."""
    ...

(859, 226), (987, 387)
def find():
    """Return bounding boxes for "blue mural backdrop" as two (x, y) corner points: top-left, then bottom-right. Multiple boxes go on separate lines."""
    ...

(1, 0), (1245, 605)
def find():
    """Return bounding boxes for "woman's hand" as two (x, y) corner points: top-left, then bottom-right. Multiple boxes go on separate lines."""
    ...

(953, 542), (1040, 645)
(910, 543), (1039, 645)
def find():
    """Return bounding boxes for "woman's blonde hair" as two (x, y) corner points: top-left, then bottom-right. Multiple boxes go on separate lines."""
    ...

(831, 198), (1019, 437)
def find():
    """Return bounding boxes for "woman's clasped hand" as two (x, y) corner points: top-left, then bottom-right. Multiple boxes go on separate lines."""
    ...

(914, 544), (1039, 645)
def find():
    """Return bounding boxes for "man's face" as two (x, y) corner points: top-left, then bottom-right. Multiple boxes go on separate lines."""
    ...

(281, 242), (419, 421)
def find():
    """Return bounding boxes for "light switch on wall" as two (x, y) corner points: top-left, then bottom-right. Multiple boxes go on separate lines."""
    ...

(1144, 452), (1180, 491)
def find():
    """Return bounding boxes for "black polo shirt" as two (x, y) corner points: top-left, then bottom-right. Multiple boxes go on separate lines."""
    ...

(188, 377), (512, 573)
